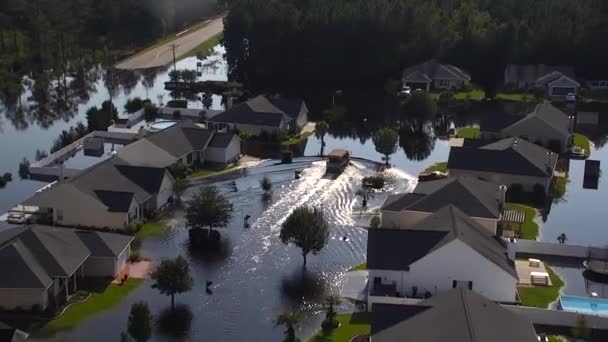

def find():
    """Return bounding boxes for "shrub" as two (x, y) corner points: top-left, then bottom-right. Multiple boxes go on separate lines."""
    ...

(438, 90), (455, 106)
(124, 98), (144, 114)
(362, 175), (385, 189)
(281, 150), (293, 164)
(129, 250), (142, 263)
(370, 215), (381, 229)
(167, 100), (188, 108)
(126, 223), (139, 234)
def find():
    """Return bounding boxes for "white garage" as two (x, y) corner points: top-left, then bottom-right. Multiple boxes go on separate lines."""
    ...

(205, 133), (241, 164)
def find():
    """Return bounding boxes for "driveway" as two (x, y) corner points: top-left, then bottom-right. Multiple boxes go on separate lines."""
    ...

(114, 16), (224, 70)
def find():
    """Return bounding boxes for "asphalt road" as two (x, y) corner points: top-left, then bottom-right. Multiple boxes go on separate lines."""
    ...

(114, 16), (224, 70)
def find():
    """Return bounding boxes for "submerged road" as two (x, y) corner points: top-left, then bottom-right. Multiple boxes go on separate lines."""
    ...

(114, 16), (224, 70)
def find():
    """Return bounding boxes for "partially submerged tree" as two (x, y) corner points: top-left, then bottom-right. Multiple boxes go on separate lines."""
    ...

(186, 186), (233, 243)
(315, 121), (329, 155)
(173, 178), (188, 204)
(260, 176), (272, 192)
(557, 233), (567, 244)
(372, 128), (399, 167)
(275, 312), (301, 342)
(280, 206), (329, 267)
(356, 188), (374, 208)
(150, 256), (193, 311)
(322, 295), (341, 330)
(128, 301), (152, 342)
(370, 215), (381, 229)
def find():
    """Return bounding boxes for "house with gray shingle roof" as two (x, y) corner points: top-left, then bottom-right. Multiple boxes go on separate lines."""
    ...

(381, 177), (505, 235)
(480, 103), (574, 153)
(402, 59), (471, 91)
(448, 137), (558, 194)
(504, 64), (580, 99)
(367, 205), (518, 307)
(371, 288), (537, 342)
(0, 225), (132, 311)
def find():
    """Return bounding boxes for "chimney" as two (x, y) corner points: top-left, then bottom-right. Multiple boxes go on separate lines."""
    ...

(506, 237), (517, 261)
(568, 115), (575, 133)
(498, 185), (507, 210)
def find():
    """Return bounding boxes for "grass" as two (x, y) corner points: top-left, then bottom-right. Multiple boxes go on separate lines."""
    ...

(135, 221), (170, 240)
(349, 262), (367, 272)
(504, 203), (539, 240)
(423, 162), (448, 173)
(188, 164), (238, 179)
(496, 92), (534, 102)
(548, 337), (564, 342)
(455, 126), (480, 139)
(281, 131), (314, 146)
(430, 89), (532, 102)
(38, 279), (144, 336)
(573, 133), (592, 157)
(517, 265), (564, 308)
(309, 313), (370, 342)
(179, 33), (223, 60)
(551, 176), (568, 199)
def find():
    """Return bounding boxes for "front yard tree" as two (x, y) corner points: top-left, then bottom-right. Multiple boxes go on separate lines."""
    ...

(275, 312), (301, 342)
(173, 178), (188, 204)
(128, 301), (152, 342)
(151, 256), (193, 311)
(322, 295), (341, 329)
(186, 185), (233, 243)
(280, 206), (329, 268)
(372, 128), (399, 167)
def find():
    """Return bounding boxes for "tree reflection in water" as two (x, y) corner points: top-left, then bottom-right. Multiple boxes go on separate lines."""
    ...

(399, 119), (436, 162)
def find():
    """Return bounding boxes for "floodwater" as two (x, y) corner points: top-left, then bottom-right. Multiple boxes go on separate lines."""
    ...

(40, 158), (414, 341)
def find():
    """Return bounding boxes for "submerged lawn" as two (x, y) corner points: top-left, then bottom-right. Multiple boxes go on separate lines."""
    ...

(309, 313), (370, 342)
(188, 164), (238, 179)
(517, 265), (564, 308)
(39, 279), (144, 336)
(504, 203), (539, 240)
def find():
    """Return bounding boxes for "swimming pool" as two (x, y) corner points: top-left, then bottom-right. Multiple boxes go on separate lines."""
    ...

(559, 295), (608, 316)
(150, 120), (178, 131)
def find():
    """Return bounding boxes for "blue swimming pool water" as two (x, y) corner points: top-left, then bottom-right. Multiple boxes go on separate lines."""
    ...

(150, 120), (178, 130)
(559, 295), (608, 315)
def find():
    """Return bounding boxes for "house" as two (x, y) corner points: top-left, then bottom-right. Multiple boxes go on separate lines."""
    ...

(504, 64), (580, 99)
(448, 137), (558, 193)
(0, 225), (132, 311)
(367, 205), (518, 307)
(480, 102), (574, 153)
(381, 177), (505, 235)
(205, 95), (308, 136)
(371, 288), (538, 342)
(205, 133), (242, 165)
(402, 59), (471, 91)
(23, 157), (175, 229)
(0, 321), (28, 342)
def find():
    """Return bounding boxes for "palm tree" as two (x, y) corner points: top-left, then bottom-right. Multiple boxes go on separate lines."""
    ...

(356, 188), (374, 208)
(315, 121), (329, 155)
(324, 295), (341, 328)
(275, 312), (301, 342)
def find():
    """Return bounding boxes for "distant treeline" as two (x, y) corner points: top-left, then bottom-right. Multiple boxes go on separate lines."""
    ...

(224, 0), (608, 95)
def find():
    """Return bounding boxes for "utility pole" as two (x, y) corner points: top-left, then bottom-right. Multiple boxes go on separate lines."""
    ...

(171, 43), (177, 72)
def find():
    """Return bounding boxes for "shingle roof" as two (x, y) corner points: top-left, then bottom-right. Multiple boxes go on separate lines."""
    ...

(448, 137), (557, 177)
(368, 205), (516, 277)
(0, 240), (53, 288)
(371, 289), (538, 342)
(208, 133), (238, 148)
(403, 59), (471, 81)
(146, 121), (213, 158)
(504, 64), (575, 83)
(75, 230), (133, 257)
(206, 95), (296, 127)
(382, 177), (500, 219)
(270, 98), (305, 119)
(479, 112), (526, 133)
(115, 165), (167, 194)
(94, 190), (134, 212)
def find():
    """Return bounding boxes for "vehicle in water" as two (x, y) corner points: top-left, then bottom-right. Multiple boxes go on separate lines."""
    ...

(326, 149), (350, 174)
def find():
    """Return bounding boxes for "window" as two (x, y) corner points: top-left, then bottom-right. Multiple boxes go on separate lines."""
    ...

(187, 153), (193, 164)
(56, 209), (63, 221)
(452, 280), (473, 290)
(439, 80), (449, 88)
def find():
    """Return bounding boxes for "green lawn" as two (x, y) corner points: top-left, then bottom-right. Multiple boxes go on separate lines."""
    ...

(188, 164), (238, 179)
(456, 126), (480, 139)
(281, 131), (314, 147)
(504, 203), (539, 240)
(423, 162), (447, 173)
(430, 89), (532, 102)
(179, 33), (223, 60)
(551, 176), (568, 199)
(39, 279), (144, 336)
(496, 92), (533, 102)
(309, 313), (370, 342)
(517, 265), (564, 308)
(349, 263), (367, 272)
(136, 221), (170, 240)
(573, 133), (592, 157)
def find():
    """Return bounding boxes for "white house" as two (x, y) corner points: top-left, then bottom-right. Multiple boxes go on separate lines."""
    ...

(0, 225), (132, 311)
(205, 133), (242, 164)
(367, 205), (518, 308)
(381, 177), (504, 235)
(205, 95), (308, 136)
(402, 59), (471, 91)
(448, 137), (558, 193)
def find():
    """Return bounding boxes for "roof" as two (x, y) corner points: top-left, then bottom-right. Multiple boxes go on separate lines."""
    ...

(448, 137), (557, 177)
(403, 59), (471, 81)
(368, 205), (516, 277)
(479, 113), (526, 133)
(208, 132), (238, 148)
(116, 138), (177, 168)
(504, 64), (575, 84)
(382, 177), (501, 219)
(327, 149), (349, 158)
(481, 103), (570, 138)
(0, 225), (132, 288)
(146, 121), (213, 158)
(207, 95), (304, 126)
(115, 165), (167, 194)
(371, 289), (538, 342)
(94, 190), (134, 212)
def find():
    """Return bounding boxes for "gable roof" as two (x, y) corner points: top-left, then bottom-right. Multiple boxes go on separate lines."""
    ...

(146, 121), (213, 158)
(382, 177), (500, 219)
(94, 190), (134, 212)
(503, 102), (570, 138)
(207, 95), (294, 127)
(448, 137), (557, 177)
(116, 138), (177, 168)
(269, 97), (306, 119)
(371, 289), (538, 342)
(368, 205), (516, 277)
(115, 165), (168, 194)
(208, 132), (239, 148)
(479, 112), (527, 133)
(75, 230), (133, 257)
(0, 240), (53, 288)
(504, 64), (575, 83)
(403, 59), (471, 81)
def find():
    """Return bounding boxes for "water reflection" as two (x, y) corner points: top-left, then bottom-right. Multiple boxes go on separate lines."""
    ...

(399, 121), (436, 161)
(281, 269), (330, 306)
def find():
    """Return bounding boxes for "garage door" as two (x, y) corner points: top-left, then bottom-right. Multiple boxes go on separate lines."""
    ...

(552, 87), (575, 96)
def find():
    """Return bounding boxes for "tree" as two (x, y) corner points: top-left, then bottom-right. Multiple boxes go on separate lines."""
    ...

(572, 315), (590, 340)
(128, 301), (152, 342)
(275, 312), (301, 342)
(403, 91), (437, 129)
(557, 233), (567, 244)
(356, 188), (374, 208)
(168, 162), (188, 179)
(372, 128), (399, 166)
(18, 158), (30, 179)
(260, 176), (272, 192)
(120, 332), (135, 342)
(370, 215), (381, 229)
(173, 178), (188, 204)
(35, 149), (48, 161)
(144, 103), (159, 122)
(315, 121), (329, 155)
(186, 186), (233, 242)
(322, 295), (341, 330)
(150, 256), (193, 311)
(280, 206), (329, 267)
(125, 97), (144, 114)
(86, 101), (117, 131)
